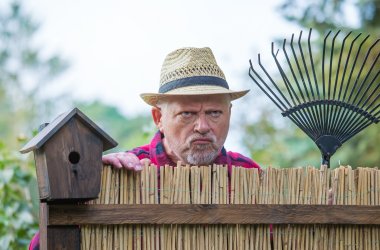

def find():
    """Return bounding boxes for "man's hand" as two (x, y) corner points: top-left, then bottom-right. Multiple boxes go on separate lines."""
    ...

(102, 152), (151, 171)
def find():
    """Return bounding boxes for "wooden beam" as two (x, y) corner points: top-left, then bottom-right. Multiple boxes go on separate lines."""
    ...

(40, 203), (80, 250)
(48, 204), (380, 225)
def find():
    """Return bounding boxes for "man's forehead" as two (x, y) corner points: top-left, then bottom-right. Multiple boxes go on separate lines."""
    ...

(161, 94), (231, 105)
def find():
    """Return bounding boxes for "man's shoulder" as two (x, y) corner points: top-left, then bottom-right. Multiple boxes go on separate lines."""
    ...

(226, 150), (260, 169)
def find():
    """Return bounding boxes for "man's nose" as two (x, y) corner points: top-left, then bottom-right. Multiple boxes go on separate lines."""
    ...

(194, 114), (211, 134)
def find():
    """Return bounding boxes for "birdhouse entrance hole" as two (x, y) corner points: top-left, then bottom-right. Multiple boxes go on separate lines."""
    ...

(69, 151), (80, 164)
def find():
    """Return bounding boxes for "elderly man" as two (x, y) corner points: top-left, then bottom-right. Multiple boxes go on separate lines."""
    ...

(102, 47), (259, 171)
(28, 47), (259, 250)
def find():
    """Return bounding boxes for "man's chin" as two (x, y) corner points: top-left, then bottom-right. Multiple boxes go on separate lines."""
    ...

(186, 150), (218, 166)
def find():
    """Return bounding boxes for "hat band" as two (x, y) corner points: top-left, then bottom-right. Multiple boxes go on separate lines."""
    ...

(159, 76), (229, 93)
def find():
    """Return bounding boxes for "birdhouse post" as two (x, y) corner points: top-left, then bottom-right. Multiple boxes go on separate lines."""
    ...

(21, 108), (118, 249)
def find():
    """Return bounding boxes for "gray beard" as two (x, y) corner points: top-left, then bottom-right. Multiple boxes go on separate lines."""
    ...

(186, 145), (219, 165)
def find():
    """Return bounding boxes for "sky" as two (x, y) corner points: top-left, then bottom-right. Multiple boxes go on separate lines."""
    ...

(23, 0), (299, 115)
(16, 0), (301, 153)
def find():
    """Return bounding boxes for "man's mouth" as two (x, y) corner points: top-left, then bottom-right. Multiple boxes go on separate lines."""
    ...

(191, 138), (213, 145)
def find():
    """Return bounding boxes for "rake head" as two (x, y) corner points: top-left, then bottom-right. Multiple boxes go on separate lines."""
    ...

(249, 29), (379, 167)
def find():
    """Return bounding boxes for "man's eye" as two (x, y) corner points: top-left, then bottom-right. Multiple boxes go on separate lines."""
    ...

(208, 111), (222, 118)
(181, 112), (193, 118)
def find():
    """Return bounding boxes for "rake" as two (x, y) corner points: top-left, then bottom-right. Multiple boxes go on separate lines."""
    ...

(248, 29), (379, 167)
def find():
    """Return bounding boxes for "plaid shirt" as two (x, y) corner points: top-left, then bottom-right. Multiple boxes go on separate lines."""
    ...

(129, 131), (260, 171)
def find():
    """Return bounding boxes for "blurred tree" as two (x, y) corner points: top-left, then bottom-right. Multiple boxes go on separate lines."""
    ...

(241, 0), (379, 168)
(280, 0), (380, 34)
(0, 141), (38, 249)
(0, 1), (68, 248)
(0, 1), (68, 150)
(76, 100), (155, 152)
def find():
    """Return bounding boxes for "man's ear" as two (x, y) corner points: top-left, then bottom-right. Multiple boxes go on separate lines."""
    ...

(152, 107), (163, 132)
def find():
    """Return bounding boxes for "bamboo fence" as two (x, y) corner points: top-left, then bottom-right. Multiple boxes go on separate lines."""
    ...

(80, 164), (380, 250)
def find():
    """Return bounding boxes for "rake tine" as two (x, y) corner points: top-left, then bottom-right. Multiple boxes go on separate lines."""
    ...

(272, 39), (321, 138)
(321, 30), (332, 135)
(331, 34), (368, 135)
(257, 53), (319, 137)
(248, 59), (287, 111)
(248, 58), (287, 111)
(326, 31), (341, 136)
(299, 30), (316, 100)
(296, 30), (322, 136)
(339, 111), (373, 142)
(336, 108), (367, 142)
(330, 31), (354, 136)
(337, 93), (380, 141)
(357, 73), (380, 109)
(343, 33), (369, 102)
(307, 28), (325, 134)
(286, 33), (307, 103)
(341, 72), (379, 141)
(333, 31), (351, 99)
(328, 30), (341, 100)
(248, 57), (318, 138)
(249, 60), (316, 139)
(338, 33), (362, 100)
(345, 34), (370, 102)
(358, 70), (380, 108)
(351, 40), (380, 106)
(287, 113), (318, 141)
(308, 28), (320, 99)
(272, 41), (299, 106)
(257, 54), (294, 109)
(369, 103), (380, 118)
(357, 90), (379, 117)
(341, 118), (375, 144)
(341, 108), (380, 144)
(283, 34), (319, 137)
(321, 30), (332, 100)
(293, 31), (312, 102)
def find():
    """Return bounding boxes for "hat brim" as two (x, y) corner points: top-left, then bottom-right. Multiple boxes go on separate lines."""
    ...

(140, 85), (249, 106)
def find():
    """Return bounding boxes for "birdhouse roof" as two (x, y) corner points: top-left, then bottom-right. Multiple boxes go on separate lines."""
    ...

(20, 107), (118, 153)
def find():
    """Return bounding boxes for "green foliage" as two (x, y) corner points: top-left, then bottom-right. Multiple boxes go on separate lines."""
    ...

(0, 141), (38, 249)
(279, 0), (380, 33)
(76, 100), (155, 152)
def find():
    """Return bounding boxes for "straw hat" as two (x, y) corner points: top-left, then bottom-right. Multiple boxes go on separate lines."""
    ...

(140, 47), (249, 106)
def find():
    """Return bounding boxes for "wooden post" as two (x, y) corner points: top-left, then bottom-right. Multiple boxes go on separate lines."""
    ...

(40, 203), (80, 249)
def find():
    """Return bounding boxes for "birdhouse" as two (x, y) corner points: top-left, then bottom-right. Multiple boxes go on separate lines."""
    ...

(20, 107), (118, 202)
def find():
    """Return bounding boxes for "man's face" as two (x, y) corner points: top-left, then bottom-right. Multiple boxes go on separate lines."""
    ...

(153, 95), (231, 165)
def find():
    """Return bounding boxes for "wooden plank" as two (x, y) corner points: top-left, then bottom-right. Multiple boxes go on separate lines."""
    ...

(47, 226), (80, 250)
(48, 204), (380, 225)
(34, 150), (50, 201)
(40, 203), (80, 250)
(39, 203), (48, 249)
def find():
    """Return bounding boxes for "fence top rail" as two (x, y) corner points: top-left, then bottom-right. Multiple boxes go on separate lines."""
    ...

(48, 204), (380, 225)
